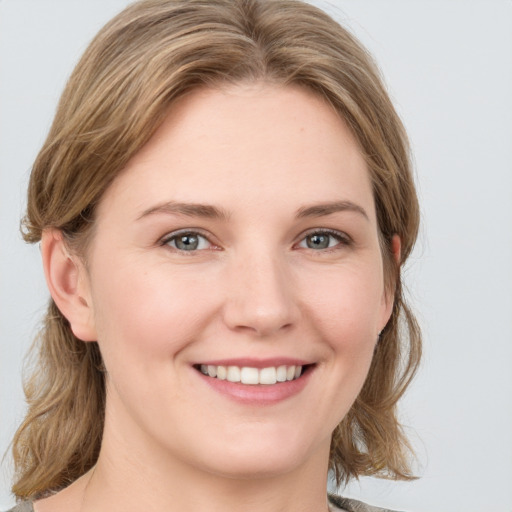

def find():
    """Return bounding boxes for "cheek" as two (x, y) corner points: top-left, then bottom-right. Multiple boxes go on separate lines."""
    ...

(293, 269), (384, 436)
(89, 261), (217, 370)
(298, 263), (384, 402)
(300, 263), (385, 342)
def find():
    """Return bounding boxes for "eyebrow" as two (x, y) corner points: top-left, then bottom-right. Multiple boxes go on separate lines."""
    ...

(137, 201), (230, 221)
(137, 199), (369, 222)
(296, 201), (369, 221)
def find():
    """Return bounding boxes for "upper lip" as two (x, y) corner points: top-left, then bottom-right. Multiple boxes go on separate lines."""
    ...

(192, 358), (313, 368)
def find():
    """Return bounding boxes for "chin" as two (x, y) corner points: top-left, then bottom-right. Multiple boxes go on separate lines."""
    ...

(201, 453), (307, 481)
(189, 433), (327, 481)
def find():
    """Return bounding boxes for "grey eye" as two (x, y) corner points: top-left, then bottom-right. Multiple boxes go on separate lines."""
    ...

(165, 232), (210, 251)
(306, 233), (331, 249)
(298, 231), (347, 250)
(175, 234), (199, 250)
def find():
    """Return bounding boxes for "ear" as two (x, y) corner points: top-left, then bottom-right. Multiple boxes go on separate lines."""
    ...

(41, 229), (97, 342)
(379, 234), (401, 332)
(390, 233), (401, 266)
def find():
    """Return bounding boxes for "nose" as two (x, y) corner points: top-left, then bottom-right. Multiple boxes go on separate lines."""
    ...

(222, 251), (299, 337)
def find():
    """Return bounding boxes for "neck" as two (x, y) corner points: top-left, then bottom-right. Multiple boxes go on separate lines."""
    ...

(78, 405), (332, 512)
(83, 442), (331, 512)
(34, 393), (333, 512)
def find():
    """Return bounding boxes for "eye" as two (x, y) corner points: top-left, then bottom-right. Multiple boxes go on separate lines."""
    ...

(297, 230), (350, 250)
(162, 231), (213, 251)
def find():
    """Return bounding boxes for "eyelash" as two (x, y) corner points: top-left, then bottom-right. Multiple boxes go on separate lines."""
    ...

(160, 229), (216, 253)
(159, 228), (352, 253)
(295, 229), (352, 252)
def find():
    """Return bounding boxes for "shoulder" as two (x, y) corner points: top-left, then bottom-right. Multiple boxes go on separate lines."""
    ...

(4, 502), (33, 512)
(6, 496), (402, 512)
(329, 493), (405, 512)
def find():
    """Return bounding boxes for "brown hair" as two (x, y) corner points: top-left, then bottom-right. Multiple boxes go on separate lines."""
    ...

(14, 0), (421, 498)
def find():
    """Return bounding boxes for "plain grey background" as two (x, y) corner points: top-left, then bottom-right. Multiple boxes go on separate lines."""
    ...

(1, 1), (511, 511)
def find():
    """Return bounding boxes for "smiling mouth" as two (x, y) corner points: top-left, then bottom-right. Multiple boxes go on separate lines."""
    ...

(194, 364), (311, 385)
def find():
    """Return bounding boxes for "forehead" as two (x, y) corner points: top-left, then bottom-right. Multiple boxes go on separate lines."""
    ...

(96, 83), (375, 223)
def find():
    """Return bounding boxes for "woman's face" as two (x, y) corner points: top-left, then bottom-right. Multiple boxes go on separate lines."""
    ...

(80, 84), (393, 479)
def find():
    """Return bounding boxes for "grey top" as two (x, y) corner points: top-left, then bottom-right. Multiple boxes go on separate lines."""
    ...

(6, 494), (402, 512)
(6, 503), (32, 512)
(329, 494), (403, 512)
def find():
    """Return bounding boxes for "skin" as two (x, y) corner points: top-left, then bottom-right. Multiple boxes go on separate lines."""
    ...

(39, 83), (397, 512)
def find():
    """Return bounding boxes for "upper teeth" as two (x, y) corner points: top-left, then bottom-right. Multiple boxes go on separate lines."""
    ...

(199, 364), (302, 385)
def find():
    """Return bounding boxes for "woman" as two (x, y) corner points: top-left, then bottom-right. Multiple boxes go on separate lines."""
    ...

(9, 1), (421, 511)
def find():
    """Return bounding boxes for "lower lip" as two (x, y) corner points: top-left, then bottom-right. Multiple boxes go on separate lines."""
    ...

(195, 367), (313, 405)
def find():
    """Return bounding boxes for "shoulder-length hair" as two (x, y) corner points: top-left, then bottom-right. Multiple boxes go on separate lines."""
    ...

(14, 0), (421, 499)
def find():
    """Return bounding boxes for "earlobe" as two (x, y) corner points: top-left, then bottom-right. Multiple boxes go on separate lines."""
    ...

(41, 229), (97, 342)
